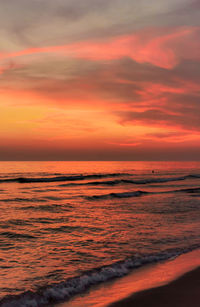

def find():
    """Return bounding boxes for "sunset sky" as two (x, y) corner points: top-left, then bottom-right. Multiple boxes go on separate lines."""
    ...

(0, 0), (200, 160)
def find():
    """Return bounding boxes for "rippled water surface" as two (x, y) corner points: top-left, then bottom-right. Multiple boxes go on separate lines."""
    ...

(0, 161), (200, 306)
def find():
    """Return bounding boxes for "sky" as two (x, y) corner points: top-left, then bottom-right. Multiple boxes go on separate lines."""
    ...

(0, 0), (200, 160)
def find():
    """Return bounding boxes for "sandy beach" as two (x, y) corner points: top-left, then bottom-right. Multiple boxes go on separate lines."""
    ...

(109, 266), (200, 307)
(57, 249), (200, 307)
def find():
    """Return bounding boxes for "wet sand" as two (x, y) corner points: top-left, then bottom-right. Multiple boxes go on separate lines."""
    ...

(58, 249), (200, 307)
(109, 266), (200, 307)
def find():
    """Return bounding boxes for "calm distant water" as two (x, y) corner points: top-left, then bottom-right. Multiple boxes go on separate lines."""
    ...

(0, 161), (200, 306)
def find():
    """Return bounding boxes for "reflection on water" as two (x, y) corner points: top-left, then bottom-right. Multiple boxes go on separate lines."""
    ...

(0, 161), (199, 306)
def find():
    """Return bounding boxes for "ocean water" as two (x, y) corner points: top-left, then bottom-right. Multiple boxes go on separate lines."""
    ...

(0, 161), (199, 307)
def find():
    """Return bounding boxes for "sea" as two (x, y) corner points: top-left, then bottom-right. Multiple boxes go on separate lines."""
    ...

(0, 161), (199, 307)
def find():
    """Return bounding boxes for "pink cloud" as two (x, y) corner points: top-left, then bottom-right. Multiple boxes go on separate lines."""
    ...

(71, 26), (200, 68)
(0, 27), (199, 69)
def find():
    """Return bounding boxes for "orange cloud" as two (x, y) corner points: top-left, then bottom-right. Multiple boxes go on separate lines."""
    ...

(0, 62), (20, 75)
(108, 142), (141, 147)
(1, 26), (200, 160)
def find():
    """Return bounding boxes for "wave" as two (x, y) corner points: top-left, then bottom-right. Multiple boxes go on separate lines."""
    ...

(87, 187), (200, 200)
(0, 245), (199, 307)
(0, 173), (130, 184)
(0, 231), (36, 240)
(0, 198), (47, 203)
(175, 187), (200, 193)
(60, 176), (189, 187)
(188, 174), (200, 178)
(0, 173), (199, 184)
(87, 190), (149, 200)
(21, 204), (70, 212)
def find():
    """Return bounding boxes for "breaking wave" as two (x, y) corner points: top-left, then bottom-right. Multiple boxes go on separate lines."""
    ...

(0, 245), (199, 307)
(87, 187), (200, 200)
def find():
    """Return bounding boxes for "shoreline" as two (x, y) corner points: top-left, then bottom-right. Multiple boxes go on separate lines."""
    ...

(58, 248), (200, 307)
(109, 266), (200, 307)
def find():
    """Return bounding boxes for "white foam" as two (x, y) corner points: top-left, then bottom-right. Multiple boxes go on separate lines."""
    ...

(1, 246), (199, 307)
